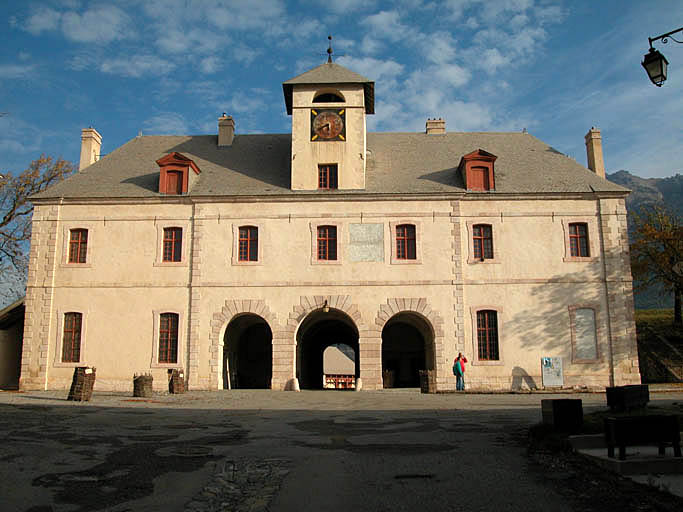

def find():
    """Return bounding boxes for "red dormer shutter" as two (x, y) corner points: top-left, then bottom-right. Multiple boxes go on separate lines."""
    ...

(156, 152), (201, 195)
(459, 149), (497, 192)
(166, 171), (183, 195)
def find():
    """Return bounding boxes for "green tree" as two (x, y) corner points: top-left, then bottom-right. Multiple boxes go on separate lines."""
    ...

(629, 205), (683, 326)
(0, 155), (74, 301)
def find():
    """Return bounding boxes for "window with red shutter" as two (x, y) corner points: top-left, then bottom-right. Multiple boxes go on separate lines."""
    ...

(472, 224), (493, 260)
(62, 312), (82, 362)
(569, 223), (590, 257)
(318, 164), (338, 189)
(162, 227), (182, 262)
(317, 226), (337, 260)
(477, 310), (499, 361)
(159, 313), (178, 364)
(396, 224), (416, 259)
(68, 229), (88, 264)
(238, 226), (258, 261)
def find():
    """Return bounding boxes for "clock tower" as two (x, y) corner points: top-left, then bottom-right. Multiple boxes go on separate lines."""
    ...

(283, 60), (374, 190)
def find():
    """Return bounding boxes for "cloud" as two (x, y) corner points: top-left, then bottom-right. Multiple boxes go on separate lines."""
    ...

(199, 57), (222, 74)
(315, 0), (377, 14)
(0, 64), (35, 79)
(155, 28), (227, 55)
(336, 56), (404, 82)
(143, 112), (189, 135)
(24, 7), (62, 34)
(60, 5), (133, 43)
(361, 10), (417, 44)
(100, 55), (175, 78)
(24, 5), (133, 44)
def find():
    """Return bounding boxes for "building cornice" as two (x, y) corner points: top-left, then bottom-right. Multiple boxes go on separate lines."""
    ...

(31, 190), (629, 207)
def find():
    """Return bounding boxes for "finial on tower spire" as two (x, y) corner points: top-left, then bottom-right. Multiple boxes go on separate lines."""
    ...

(327, 35), (333, 63)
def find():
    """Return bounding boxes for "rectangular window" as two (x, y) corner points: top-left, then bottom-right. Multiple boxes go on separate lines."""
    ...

(396, 224), (416, 259)
(472, 224), (493, 260)
(477, 310), (499, 361)
(159, 313), (179, 364)
(574, 308), (598, 360)
(317, 225), (337, 260)
(62, 312), (82, 363)
(68, 229), (88, 264)
(569, 223), (589, 257)
(318, 164), (338, 189)
(238, 226), (258, 262)
(163, 227), (182, 262)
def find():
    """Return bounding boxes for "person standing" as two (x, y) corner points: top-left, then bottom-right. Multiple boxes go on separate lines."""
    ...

(453, 352), (468, 391)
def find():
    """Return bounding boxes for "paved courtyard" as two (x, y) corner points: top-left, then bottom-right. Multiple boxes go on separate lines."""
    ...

(1, 389), (681, 511)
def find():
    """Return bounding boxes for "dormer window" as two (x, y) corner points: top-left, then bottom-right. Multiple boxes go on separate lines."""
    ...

(459, 149), (497, 192)
(313, 91), (345, 103)
(156, 152), (201, 195)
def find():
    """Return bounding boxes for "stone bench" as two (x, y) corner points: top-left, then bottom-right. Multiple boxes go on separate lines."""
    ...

(604, 415), (681, 461)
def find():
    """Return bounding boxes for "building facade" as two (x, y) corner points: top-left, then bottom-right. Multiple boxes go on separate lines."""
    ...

(19, 61), (640, 392)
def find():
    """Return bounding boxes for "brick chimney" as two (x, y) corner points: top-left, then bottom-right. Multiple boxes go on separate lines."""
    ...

(584, 127), (605, 179)
(79, 127), (102, 171)
(426, 118), (446, 135)
(218, 113), (235, 146)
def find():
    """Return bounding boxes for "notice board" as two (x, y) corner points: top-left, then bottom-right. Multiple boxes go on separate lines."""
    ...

(541, 357), (563, 387)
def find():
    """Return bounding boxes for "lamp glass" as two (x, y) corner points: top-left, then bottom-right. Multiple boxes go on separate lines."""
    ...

(642, 48), (668, 86)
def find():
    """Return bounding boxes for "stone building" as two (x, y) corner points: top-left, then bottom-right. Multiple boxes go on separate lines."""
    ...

(19, 60), (640, 392)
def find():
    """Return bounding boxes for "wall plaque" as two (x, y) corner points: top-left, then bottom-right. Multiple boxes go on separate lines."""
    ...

(348, 223), (384, 262)
(541, 357), (564, 387)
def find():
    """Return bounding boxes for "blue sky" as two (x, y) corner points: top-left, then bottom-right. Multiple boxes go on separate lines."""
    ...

(1, 0), (681, 179)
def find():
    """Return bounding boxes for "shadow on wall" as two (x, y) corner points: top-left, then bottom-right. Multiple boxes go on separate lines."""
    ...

(506, 265), (612, 380)
(511, 367), (538, 391)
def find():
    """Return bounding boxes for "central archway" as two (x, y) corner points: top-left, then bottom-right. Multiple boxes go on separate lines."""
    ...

(381, 312), (435, 388)
(296, 309), (359, 390)
(223, 314), (272, 389)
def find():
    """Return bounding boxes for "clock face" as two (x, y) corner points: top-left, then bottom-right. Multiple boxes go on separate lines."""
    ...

(311, 109), (345, 141)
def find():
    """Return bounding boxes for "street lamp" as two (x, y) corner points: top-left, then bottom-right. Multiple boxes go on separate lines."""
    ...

(642, 27), (682, 86)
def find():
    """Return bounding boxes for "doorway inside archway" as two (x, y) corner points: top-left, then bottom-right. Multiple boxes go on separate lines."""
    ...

(297, 309), (359, 390)
(381, 312), (435, 388)
(223, 314), (272, 389)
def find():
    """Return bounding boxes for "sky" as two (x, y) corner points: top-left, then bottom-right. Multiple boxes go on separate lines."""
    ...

(1, 0), (682, 179)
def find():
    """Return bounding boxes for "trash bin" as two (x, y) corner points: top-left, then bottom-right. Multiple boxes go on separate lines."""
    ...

(67, 367), (96, 401)
(168, 368), (185, 394)
(133, 373), (153, 397)
(419, 370), (436, 394)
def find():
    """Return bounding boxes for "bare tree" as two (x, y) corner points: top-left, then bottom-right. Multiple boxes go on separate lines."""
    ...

(1, 155), (74, 301)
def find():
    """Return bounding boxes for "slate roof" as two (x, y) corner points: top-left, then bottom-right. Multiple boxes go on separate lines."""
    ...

(33, 131), (629, 200)
(283, 62), (375, 114)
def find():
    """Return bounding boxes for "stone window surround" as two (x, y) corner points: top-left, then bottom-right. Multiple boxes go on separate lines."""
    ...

(310, 221), (345, 265)
(465, 219), (501, 265)
(151, 309), (185, 369)
(389, 220), (423, 265)
(469, 305), (504, 366)
(561, 217), (599, 263)
(53, 307), (89, 368)
(154, 220), (191, 267)
(231, 222), (264, 266)
(568, 304), (603, 364)
(60, 223), (96, 268)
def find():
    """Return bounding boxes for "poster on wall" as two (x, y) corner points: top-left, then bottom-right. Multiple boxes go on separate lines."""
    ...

(541, 357), (563, 388)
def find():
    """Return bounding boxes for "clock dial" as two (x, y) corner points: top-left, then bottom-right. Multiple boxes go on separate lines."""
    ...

(311, 109), (345, 141)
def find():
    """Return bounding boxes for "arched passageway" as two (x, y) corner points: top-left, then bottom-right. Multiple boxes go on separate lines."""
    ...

(297, 309), (359, 390)
(381, 312), (435, 388)
(223, 314), (272, 389)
